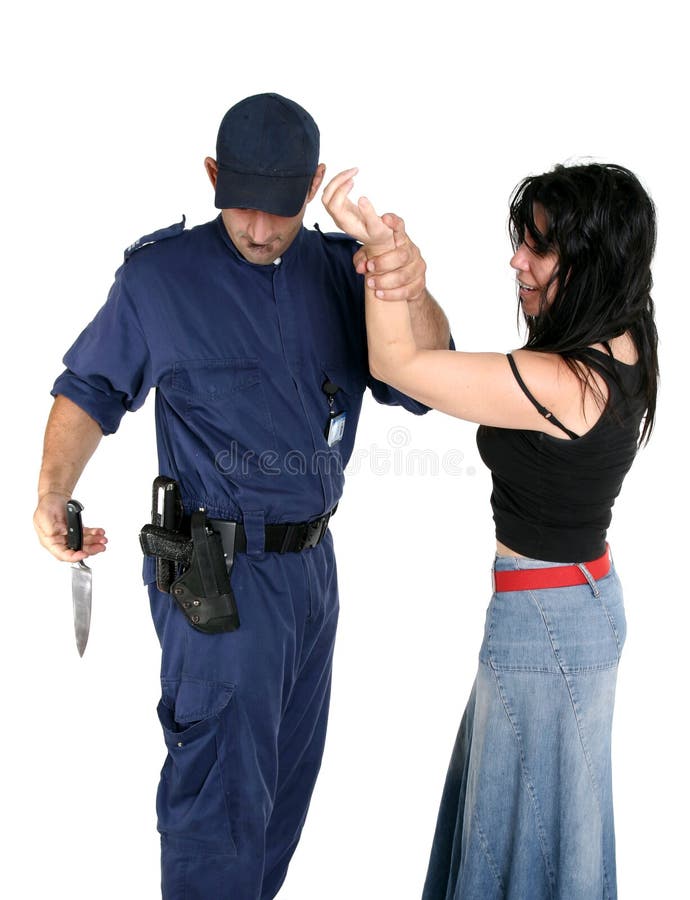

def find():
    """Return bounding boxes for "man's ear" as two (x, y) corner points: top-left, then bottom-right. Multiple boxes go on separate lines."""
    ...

(306, 163), (326, 203)
(204, 157), (218, 189)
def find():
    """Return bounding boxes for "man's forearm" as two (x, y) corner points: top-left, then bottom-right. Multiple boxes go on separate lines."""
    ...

(35, 395), (108, 561)
(407, 289), (451, 351)
(38, 395), (103, 499)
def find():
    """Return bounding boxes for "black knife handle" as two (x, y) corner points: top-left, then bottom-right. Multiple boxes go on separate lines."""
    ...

(66, 499), (85, 551)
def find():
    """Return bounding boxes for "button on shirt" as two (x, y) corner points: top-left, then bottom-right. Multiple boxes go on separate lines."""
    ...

(53, 216), (428, 524)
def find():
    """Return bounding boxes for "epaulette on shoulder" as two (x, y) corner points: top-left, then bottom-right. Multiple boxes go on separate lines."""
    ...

(124, 216), (186, 260)
(313, 223), (361, 246)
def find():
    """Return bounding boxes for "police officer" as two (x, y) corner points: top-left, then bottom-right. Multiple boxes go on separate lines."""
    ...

(34, 93), (450, 899)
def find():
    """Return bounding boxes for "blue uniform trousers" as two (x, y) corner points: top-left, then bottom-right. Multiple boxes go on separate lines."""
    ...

(148, 532), (339, 899)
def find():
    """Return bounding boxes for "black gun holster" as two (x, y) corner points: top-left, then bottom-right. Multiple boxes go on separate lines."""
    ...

(168, 511), (240, 634)
(139, 479), (240, 635)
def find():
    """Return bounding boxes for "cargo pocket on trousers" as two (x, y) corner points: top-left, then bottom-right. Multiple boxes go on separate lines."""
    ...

(156, 678), (238, 857)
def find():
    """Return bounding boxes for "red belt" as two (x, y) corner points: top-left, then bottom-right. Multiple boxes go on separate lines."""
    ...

(493, 545), (611, 593)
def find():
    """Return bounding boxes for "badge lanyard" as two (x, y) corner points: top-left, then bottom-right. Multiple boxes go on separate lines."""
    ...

(322, 380), (346, 447)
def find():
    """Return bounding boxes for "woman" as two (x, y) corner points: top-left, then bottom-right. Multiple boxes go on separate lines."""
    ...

(323, 162), (658, 900)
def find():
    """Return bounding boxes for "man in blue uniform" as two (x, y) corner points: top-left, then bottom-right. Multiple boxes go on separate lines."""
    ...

(34, 93), (450, 899)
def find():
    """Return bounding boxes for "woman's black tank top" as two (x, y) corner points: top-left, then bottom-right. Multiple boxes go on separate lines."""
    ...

(475, 347), (645, 562)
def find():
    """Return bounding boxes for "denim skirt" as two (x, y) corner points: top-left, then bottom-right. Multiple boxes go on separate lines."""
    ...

(422, 553), (626, 900)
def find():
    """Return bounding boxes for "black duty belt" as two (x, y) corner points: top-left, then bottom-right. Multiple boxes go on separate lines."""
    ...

(208, 506), (336, 566)
(140, 477), (339, 633)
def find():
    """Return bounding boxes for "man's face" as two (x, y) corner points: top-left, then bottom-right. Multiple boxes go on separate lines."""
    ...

(206, 159), (326, 265)
(220, 205), (307, 265)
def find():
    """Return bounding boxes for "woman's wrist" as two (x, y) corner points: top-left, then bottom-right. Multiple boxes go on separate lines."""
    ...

(363, 237), (396, 260)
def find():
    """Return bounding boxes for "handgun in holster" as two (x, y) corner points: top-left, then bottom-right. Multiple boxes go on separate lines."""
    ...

(150, 476), (184, 592)
(139, 477), (240, 635)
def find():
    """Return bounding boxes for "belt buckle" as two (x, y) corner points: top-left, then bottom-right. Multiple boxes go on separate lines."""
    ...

(279, 524), (299, 553)
(301, 516), (326, 551)
(280, 520), (320, 552)
(280, 512), (331, 553)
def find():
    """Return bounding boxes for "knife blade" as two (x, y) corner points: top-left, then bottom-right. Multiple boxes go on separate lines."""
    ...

(66, 499), (92, 657)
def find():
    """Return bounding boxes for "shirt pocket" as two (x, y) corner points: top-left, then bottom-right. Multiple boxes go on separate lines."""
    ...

(319, 362), (366, 457)
(169, 359), (278, 478)
(320, 363), (366, 409)
(172, 358), (263, 398)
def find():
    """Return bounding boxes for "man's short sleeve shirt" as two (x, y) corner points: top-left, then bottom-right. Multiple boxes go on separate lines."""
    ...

(53, 216), (428, 522)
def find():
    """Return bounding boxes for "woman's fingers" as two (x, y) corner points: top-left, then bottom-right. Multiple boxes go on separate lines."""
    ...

(321, 167), (358, 207)
(322, 168), (369, 240)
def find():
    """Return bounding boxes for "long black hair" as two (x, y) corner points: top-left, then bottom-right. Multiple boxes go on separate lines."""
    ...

(509, 162), (658, 444)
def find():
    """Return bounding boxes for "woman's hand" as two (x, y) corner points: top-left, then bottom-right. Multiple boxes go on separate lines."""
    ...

(322, 168), (395, 255)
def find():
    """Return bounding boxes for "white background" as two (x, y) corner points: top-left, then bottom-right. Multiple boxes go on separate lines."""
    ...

(2, 1), (688, 897)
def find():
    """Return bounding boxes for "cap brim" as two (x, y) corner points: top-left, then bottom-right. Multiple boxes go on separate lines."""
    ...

(215, 169), (312, 217)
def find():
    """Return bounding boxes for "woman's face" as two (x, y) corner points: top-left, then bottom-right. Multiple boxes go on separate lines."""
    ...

(510, 204), (559, 316)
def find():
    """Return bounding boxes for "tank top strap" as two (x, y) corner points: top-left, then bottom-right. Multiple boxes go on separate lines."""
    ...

(507, 353), (580, 440)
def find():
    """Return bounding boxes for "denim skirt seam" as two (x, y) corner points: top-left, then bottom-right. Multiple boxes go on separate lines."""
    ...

(488, 662), (559, 893)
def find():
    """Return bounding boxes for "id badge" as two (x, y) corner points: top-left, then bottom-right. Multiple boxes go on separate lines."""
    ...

(326, 412), (347, 446)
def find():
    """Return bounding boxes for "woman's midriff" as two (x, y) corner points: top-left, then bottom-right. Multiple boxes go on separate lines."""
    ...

(495, 540), (527, 558)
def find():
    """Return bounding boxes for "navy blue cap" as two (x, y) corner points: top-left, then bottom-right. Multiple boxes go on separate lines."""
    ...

(214, 93), (320, 217)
